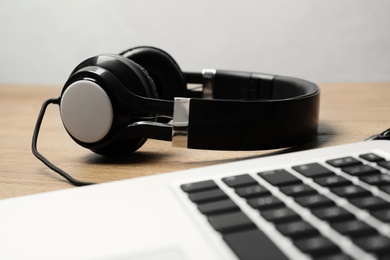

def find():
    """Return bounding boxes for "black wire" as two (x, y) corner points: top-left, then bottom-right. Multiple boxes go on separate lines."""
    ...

(32, 97), (95, 186)
(365, 128), (390, 141)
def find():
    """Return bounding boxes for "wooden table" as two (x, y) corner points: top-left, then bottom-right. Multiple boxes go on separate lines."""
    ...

(1, 83), (389, 199)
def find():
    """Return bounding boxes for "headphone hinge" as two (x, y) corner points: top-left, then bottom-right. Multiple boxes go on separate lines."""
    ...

(172, 97), (190, 148)
(202, 69), (216, 99)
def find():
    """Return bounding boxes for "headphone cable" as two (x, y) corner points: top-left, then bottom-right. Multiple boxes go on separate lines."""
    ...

(32, 97), (95, 186)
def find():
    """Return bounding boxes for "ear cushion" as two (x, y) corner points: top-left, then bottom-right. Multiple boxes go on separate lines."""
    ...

(120, 46), (187, 100)
(100, 53), (159, 99)
(69, 53), (158, 100)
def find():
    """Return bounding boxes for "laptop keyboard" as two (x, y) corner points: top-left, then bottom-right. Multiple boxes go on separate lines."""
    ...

(180, 152), (390, 260)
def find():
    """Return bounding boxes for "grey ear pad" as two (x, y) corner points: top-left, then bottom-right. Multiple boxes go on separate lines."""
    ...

(120, 46), (187, 100)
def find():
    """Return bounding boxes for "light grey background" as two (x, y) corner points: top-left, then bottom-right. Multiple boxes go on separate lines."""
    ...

(1, 0), (389, 85)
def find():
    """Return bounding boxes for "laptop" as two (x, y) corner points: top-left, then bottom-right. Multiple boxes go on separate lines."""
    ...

(0, 140), (390, 260)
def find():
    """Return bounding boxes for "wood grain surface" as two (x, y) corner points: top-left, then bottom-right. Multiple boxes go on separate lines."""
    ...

(1, 83), (389, 199)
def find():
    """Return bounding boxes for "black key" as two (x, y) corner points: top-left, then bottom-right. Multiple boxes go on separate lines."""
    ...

(188, 188), (227, 203)
(331, 185), (371, 199)
(280, 183), (317, 197)
(222, 174), (257, 188)
(342, 164), (380, 177)
(292, 163), (334, 178)
(224, 229), (289, 260)
(380, 185), (390, 194)
(316, 253), (353, 260)
(349, 196), (390, 211)
(247, 195), (284, 210)
(354, 235), (390, 256)
(359, 153), (385, 162)
(295, 194), (335, 209)
(198, 199), (239, 215)
(235, 184), (270, 198)
(314, 175), (352, 188)
(312, 206), (355, 222)
(208, 211), (255, 233)
(260, 207), (301, 224)
(331, 219), (377, 237)
(294, 236), (340, 257)
(258, 169), (301, 187)
(181, 180), (218, 193)
(378, 160), (390, 171)
(371, 209), (390, 222)
(360, 174), (390, 186)
(276, 220), (319, 238)
(326, 157), (362, 168)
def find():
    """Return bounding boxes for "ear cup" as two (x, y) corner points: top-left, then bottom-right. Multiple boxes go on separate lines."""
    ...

(120, 46), (187, 101)
(69, 53), (158, 99)
(62, 54), (159, 156)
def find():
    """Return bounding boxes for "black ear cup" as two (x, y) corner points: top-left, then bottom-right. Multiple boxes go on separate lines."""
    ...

(120, 46), (187, 101)
(69, 53), (158, 100)
(62, 54), (159, 156)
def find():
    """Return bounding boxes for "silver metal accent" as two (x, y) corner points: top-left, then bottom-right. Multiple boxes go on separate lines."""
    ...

(251, 73), (274, 81)
(202, 69), (216, 99)
(172, 97), (190, 148)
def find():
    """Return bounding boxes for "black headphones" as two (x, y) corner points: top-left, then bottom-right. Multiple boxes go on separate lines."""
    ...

(33, 46), (320, 186)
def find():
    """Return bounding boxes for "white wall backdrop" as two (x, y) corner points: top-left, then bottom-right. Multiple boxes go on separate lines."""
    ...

(0, 0), (389, 85)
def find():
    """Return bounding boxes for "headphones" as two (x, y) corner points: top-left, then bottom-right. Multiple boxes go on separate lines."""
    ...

(33, 46), (320, 185)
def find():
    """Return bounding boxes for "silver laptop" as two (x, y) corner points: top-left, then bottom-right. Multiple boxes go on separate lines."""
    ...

(1, 140), (390, 260)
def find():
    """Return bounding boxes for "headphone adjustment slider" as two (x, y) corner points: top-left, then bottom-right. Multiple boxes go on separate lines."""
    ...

(172, 97), (190, 148)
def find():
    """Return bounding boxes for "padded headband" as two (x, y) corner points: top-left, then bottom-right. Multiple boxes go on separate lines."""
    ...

(171, 70), (320, 150)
